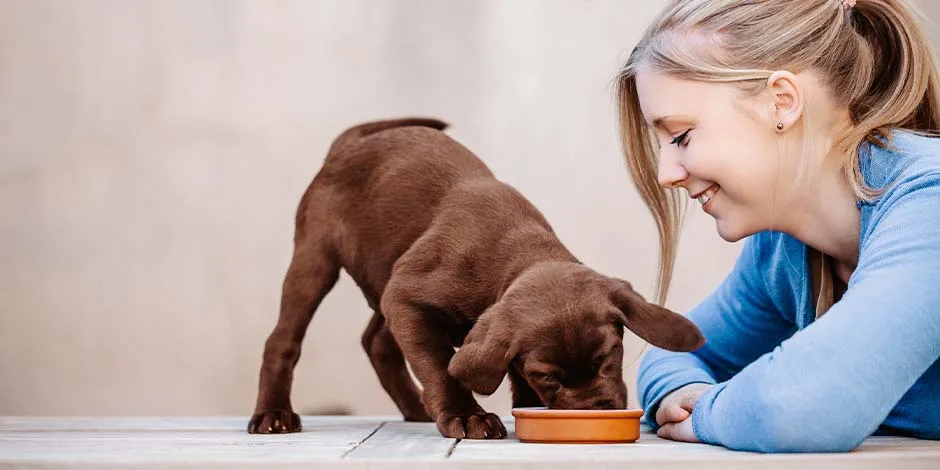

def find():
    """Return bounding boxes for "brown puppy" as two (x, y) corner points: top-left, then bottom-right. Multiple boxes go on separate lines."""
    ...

(248, 118), (704, 439)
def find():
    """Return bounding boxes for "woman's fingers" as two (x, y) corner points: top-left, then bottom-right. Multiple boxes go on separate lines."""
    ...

(657, 423), (675, 439)
(679, 390), (704, 411)
(656, 417), (699, 443)
(655, 403), (691, 425)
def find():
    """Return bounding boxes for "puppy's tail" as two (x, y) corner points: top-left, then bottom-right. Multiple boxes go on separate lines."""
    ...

(327, 117), (449, 156)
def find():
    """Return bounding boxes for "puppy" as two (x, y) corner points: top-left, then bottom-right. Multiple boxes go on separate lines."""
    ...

(248, 118), (704, 439)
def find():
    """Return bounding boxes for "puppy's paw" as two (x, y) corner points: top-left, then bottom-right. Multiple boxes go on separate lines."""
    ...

(247, 410), (302, 434)
(436, 411), (506, 439)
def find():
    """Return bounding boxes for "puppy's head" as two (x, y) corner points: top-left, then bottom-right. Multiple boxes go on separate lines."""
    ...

(448, 262), (704, 409)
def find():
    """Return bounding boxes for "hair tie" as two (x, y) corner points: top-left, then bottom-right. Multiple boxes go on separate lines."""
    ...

(842, 0), (856, 10)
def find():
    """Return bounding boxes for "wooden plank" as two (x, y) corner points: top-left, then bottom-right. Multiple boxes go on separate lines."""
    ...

(449, 420), (940, 470)
(0, 417), (385, 466)
(1, 417), (939, 470)
(343, 421), (457, 460)
(0, 415), (390, 432)
(451, 420), (728, 462)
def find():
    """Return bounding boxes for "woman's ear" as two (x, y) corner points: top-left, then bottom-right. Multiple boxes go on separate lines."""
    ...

(448, 302), (516, 396)
(766, 70), (804, 132)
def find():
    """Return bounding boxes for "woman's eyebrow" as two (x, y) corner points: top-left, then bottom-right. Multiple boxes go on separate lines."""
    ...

(649, 115), (696, 129)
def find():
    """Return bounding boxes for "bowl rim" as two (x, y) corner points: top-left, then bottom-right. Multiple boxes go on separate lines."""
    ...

(511, 407), (644, 419)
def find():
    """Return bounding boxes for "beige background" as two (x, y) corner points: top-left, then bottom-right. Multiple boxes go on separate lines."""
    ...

(1, 1), (938, 418)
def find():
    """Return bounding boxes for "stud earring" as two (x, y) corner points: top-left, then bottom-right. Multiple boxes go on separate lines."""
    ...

(776, 122), (784, 131)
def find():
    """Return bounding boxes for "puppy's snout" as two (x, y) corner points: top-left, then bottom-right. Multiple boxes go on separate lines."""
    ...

(549, 380), (627, 410)
(590, 399), (618, 410)
(594, 385), (627, 410)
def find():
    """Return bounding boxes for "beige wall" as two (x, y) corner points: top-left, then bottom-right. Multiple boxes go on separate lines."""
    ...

(4, 0), (936, 419)
(920, 0), (940, 47)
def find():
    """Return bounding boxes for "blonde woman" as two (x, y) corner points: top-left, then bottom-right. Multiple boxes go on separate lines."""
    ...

(620, 0), (940, 452)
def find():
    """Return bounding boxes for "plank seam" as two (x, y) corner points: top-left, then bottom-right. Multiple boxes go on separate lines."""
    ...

(445, 438), (460, 458)
(341, 421), (387, 459)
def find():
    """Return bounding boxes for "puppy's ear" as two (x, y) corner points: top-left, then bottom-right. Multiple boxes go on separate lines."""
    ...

(448, 302), (515, 395)
(610, 280), (705, 352)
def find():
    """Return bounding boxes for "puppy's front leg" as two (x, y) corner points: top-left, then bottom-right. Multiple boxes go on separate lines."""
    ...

(381, 282), (506, 440)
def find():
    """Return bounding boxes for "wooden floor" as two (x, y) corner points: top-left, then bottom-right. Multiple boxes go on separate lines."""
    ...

(2, 416), (939, 469)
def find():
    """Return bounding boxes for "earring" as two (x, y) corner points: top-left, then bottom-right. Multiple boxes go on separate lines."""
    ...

(776, 122), (784, 131)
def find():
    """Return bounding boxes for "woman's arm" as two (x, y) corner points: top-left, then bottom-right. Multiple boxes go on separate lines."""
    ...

(691, 173), (940, 452)
(639, 233), (798, 430)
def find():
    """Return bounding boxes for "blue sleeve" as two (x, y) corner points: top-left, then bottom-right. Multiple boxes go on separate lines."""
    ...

(638, 233), (797, 430)
(692, 173), (940, 452)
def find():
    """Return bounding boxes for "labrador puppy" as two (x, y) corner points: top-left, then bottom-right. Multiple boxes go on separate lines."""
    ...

(248, 118), (704, 439)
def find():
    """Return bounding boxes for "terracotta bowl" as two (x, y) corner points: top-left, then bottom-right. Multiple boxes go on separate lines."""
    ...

(511, 407), (644, 444)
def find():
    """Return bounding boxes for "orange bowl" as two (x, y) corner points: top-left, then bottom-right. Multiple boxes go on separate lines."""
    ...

(511, 407), (644, 444)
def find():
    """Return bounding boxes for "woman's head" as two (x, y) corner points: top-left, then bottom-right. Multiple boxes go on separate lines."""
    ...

(633, 67), (853, 243)
(617, 0), (940, 304)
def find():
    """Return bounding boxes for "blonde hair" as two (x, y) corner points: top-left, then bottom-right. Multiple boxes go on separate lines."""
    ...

(616, 0), (940, 306)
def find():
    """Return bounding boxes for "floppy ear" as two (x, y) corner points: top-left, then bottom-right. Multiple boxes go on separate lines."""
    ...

(448, 302), (516, 395)
(610, 280), (705, 352)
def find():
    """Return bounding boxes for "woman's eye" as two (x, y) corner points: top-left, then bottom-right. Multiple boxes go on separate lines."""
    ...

(670, 129), (691, 147)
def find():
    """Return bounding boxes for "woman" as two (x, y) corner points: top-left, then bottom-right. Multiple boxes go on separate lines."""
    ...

(620, 0), (940, 452)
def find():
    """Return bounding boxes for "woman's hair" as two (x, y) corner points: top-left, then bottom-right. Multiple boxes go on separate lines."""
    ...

(616, 0), (940, 305)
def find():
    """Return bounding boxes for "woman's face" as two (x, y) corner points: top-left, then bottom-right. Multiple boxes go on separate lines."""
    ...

(635, 67), (795, 242)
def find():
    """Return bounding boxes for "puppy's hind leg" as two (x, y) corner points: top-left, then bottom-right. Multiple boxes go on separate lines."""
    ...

(361, 311), (432, 422)
(249, 232), (340, 434)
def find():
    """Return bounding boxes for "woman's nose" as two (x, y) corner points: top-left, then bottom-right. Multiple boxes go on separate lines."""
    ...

(657, 150), (689, 189)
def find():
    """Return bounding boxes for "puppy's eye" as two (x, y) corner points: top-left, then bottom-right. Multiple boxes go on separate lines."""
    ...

(530, 371), (557, 383)
(529, 371), (563, 395)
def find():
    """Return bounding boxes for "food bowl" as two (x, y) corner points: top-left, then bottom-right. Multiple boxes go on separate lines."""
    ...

(511, 407), (644, 444)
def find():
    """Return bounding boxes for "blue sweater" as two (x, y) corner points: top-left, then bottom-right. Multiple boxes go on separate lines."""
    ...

(638, 130), (940, 453)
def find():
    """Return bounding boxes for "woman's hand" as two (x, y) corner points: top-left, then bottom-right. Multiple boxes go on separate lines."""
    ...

(654, 383), (712, 442)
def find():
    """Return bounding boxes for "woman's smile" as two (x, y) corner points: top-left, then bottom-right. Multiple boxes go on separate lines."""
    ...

(692, 184), (720, 210)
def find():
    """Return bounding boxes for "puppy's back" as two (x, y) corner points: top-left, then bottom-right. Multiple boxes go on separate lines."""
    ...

(300, 118), (496, 297)
(326, 117), (449, 159)
(319, 118), (491, 191)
